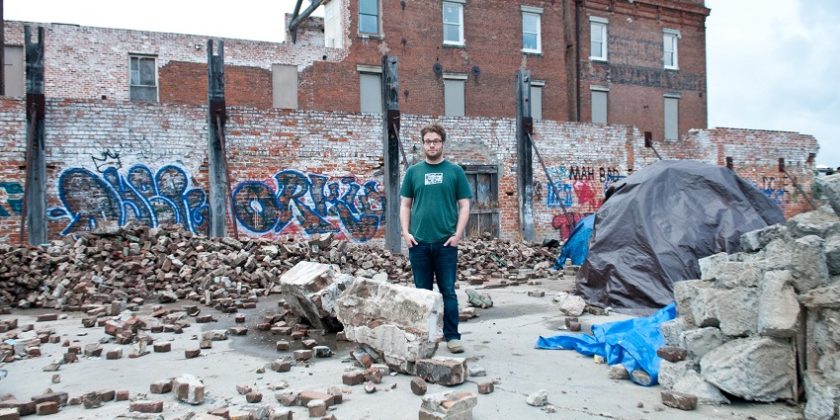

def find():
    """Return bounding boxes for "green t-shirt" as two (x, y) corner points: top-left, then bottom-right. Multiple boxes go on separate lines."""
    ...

(400, 160), (472, 243)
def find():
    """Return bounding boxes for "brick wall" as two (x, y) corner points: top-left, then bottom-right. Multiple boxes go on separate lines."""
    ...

(0, 99), (818, 246)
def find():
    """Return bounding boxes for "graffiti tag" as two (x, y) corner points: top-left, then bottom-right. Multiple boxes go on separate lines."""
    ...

(0, 182), (24, 217)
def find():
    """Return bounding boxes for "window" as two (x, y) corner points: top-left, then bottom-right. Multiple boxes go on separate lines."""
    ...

(531, 81), (544, 121)
(591, 86), (608, 124)
(521, 6), (543, 54)
(663, 29), (680, 70)
(129, 55), (157, 102)
(664, 94), (680, 140)
(272, 64), (298, 109)
(4, 46), (24, 97)
(590, 17), (608, 61)
(325, 0), (343, 48)
(442, 1), (464, 46)
(358, 65), (382, 114)
(359, 0), (379, 35)
(443, 73), (466, 117)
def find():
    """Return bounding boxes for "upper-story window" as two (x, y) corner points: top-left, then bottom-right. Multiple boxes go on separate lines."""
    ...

(442, 1), (465, 46)
(663, 29), (680, 70)
(324, 0), (344, 47)
(521, 6), (543, 54)
(129, 55), (158, 102)
(359, 0), (379, 35)
(589, 16), (608, 61)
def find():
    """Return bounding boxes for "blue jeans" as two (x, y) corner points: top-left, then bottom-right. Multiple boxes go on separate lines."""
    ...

(408, 241), (460, 341)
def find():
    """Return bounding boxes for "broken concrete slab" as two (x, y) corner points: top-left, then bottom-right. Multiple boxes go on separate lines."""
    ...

(762, 236), (829, 293)
(700, 336), (795, 402)
(674, 279), (714, 328)
(739, 224), (790, 253)
(658, 360), (696, 391)
(803, 371), (840, 420)
(335, 278), (443, 372)
(681, 327), (727, 360)
(279, 261), (347, 331)
(757, 271), (800, 338)
(817, 174), (840, 216)
(659, 318), (686, 347)
(553, 292), (585, 316)
(672, 370), (730, 405)
(699, 256), (763, 289)
(687, 286), (758, 336)
(786, 205), (840, 240)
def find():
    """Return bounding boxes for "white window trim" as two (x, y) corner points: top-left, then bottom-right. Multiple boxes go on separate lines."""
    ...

(590, 84), (609, 92)
(442, 1), (465, 46)
(532, 80), (546, 87)
(663, 29), (681, 70)
(520, 5), (543, 14)
(128, 54), (159, 102)
(521, 11), (542, 54)
(442, 72), (468, 80)
(356, 64), (383, 74)
(664, 92), (682, 99)
(358, 0), (381, 36)
(589, 16), (608, 62)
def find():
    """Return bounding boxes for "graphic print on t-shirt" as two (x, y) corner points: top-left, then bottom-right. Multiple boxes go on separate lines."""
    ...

(425, 173), (443, 185)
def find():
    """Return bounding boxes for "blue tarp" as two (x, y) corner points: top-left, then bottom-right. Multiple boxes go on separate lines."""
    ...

(535, 302), (677, 386)
(554, 214), (595, 268)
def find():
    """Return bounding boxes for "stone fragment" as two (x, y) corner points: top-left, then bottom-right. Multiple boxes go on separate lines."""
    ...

(786, 205), (840, 239)
(803, 371), (840, 420)
(202, 330), (228, 341)
(526, 389), (548, 407)
(658, 360), (696, 390)
(659, 318), (686, 347)
(129, 400), (163, 413)
(299, 391), (334, 407)
(173, 374), (205, 405)
(150, 379), (173, 394)
(415, 357), (467, 386)
(757, 270), (800, 337)
(185, 348), (201, 359)
(275, 390), (299, 407)
(314, 346), (333, 358)
(661, 390), (698, 411)
(82, 392), (101, 409)
(245, 392), (262, 403)
(762, 236), (829, 293)
(608, 365), (628, 380)
(465, 289), (493, 308)
(700, 336), (795, 402)
(411, 377), (428, 395)
(199, 340), (212, 349)
(270, 358), (291, 372)
(818, 175), (840, 216)
(681, 327), (726, 360)
(554, 292), (585, 316)
(825, 233), (840, 276)
(275, 340), (290, 351)
(364, 382), (377, 394)
(672, 371), (730, 405)
(527, 290), (545, 298)
(336, 279), (443, 372)
(739, 224), (790, 252)
(674, 280), (713, 327)
(153, 342), (171, 353)
(293, 349), (313, 361)
(106, 348), (122, 360)
(700, 260), (763, 289)
(279, 261), (347, 331)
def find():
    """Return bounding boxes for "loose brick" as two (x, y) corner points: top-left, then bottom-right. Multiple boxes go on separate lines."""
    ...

(31, 392), (68, 407)
(106, 348), (122, 360)
(411, 377), (428, 395)
(298, 390), (334, 407)
(657, 346), (688, 363)
(236, 384), (253, 395)
(0, 407), (20, 419)
(235, 314), (246, 323)
(228, 326), (248, 336)
(115, 390), (129, 401)
(35, 401), (59, 415)
(342, 370), (365, 386)
(293, 349), (313, 361)
(313, 346), (333, 358)
(301, 339), (317, 349)
(153, 342), (171, 353)
(275, 340), (290, 351)
(81, 392), (101, 409)
(0, 400), (35, 416)
(129, 400), (163, 413)
(415, 357), (468, 386)
(245, 392), (262, 403)
(97, 389), (115, 402)
(307, 399), (327, 417)
(271, 358), (291, 372)
(36, 313), (58, 322)
(661, 390), (698, 411)
(477, 381), (494, 394)
(185, 348), (201, 359)
(150, 380), (173, 394)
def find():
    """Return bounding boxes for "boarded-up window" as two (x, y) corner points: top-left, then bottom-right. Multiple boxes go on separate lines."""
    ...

(591, 90), (607, 124)
(272, 64), (298, 109)
(359, 73), (382, 114)
(463, 165), (499, 238)
(129, 55), (157, 102)
(324, 0), (343, 48)
(531, 85), (543, 121)
(444, 78), (465, 117)
(3, 46), (24, 97)
(664, 96), (679, 140)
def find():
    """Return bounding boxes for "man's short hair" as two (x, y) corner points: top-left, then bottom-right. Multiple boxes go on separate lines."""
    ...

(420, 124), (447, 143)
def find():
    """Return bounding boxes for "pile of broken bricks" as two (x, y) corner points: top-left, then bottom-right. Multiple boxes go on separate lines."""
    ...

(0, 223), (557, 313)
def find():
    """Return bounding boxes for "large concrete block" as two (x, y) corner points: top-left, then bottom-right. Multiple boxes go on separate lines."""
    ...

(658, 360), (696, 390)
(689, 287), (758, 337)
(700, 337), (796, 402)
(762, 236), (829, 293)
(817, 174), (840, 217)
(659, 318), (686, 348)
(335, 278), (443, 372)
(789, 205), (840, 238)
(682, 327), (727, 360)
(700, 260), (763, 289)
(672, 370), (730, 405)
(757, 271), (800, 338)
(825, 234), (840, 276)
(674, 280), (713, 328)
(803, 371), (840, 420)
(739, 224), (790, 253)
(279, 261), (348, 331)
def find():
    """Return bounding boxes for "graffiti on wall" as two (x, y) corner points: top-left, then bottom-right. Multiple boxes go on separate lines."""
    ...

(753, 176), (788, 208)
(0, 182), (24, 217)
(543, 165), (625, 240)
(48, 164), (209, 235)
(232, 170), (385, 242)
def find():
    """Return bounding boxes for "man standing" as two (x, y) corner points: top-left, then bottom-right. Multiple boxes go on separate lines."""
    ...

(400, 124), (472, 354)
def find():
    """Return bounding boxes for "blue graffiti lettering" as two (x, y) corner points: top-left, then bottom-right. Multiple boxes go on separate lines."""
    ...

(0, 182), (24, 217)
(232, 170), (384, 242)
(48, 164), (208, 235)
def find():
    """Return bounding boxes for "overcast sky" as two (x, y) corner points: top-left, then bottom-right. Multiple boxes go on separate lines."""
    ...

(6, 0), (839, 165)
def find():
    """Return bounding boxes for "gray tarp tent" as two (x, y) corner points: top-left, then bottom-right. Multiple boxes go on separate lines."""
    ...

(576, 160), (785, 315)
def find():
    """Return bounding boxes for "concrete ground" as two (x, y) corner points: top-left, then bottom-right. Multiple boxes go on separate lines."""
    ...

(2, 276), (805, 419)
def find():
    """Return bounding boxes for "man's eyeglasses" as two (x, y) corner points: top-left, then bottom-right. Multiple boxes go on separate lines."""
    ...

(423, 139), (443, 145)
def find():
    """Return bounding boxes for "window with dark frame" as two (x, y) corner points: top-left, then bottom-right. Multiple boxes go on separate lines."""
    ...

(129, 55), (157, 102)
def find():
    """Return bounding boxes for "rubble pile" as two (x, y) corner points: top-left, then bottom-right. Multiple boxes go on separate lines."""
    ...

(0, 224), (557, 311)
(659, 193), (840, 418)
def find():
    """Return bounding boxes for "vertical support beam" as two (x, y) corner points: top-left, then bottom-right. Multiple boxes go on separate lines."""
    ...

(382, 55), (401, 253)
(1, 0), (6, 96)
(515, 70), (534, 242)
(23, 26), (46, 245)
(207, 40), (228, 237)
